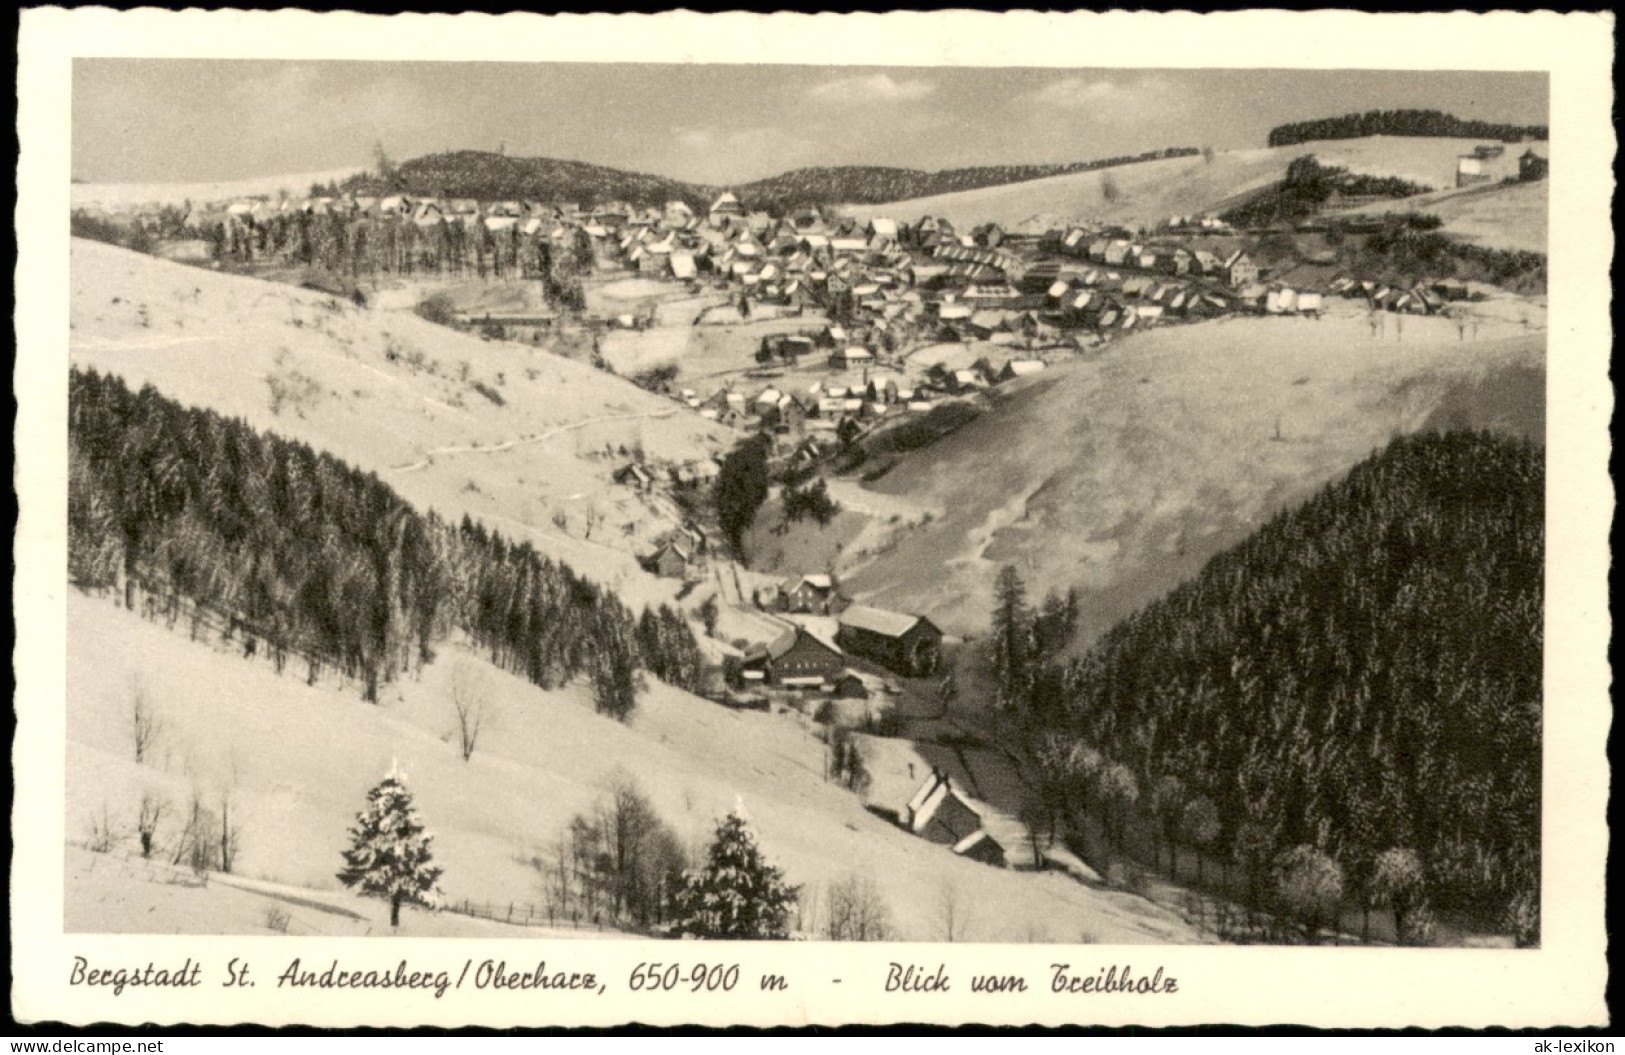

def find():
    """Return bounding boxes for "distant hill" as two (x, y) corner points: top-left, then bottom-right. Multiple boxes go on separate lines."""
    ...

(734, 148), (1199, 213)
(1269, 109), (1547, 148)
(841, 135), (1488, 234)
(336, 147), (1200, 212)
(344, 150), (709, 209)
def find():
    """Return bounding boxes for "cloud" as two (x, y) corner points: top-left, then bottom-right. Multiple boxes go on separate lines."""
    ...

(808, 73), (936, 104)
(1028, 75), (1178, 120)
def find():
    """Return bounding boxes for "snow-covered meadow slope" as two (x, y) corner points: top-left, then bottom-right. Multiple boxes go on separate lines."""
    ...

(841, 136), (1543, 234)
(67, 593), (1201, 943)
(835, 304), (1544, 643)
(69, 238), (732, 611)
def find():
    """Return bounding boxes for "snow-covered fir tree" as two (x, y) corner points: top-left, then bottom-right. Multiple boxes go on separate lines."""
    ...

(672, 802), (799, 940)
(337, 763), (444, 928)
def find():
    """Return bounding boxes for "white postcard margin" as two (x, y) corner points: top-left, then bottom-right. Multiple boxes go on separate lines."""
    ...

(13, 8), (1614, 1029)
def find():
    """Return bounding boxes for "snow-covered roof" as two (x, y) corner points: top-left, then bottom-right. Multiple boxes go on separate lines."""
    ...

(839, 604), (925, 639)
(952, 830), (997, 855)
(906, 770), (982, 835)
(906, 771), (946, 821)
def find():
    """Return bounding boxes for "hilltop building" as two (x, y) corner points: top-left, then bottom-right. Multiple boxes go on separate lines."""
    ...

(1519, 148), (1549, 182)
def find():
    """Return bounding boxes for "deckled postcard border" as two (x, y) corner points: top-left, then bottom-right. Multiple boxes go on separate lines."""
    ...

(13, 7), (1613, 1029)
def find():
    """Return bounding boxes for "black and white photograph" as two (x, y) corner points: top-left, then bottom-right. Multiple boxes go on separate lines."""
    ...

(13, 7), (1611, 1031)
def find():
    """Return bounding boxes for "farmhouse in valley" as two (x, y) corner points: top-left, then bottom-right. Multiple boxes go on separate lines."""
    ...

(1224, 250), (1260, 288)
(836, 604), (943, 676)
(641, 537), (696, 579)
(782, 573), (842, 615)
(752, 624), (846, 688)
(904, 768), (1007, 867)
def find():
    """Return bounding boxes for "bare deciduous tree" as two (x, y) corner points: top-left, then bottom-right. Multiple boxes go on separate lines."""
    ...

(450, 661), (489, 762)
(137, 792), (167, 859)
(88, 803), (121, 853)
(131, 679), (164, 765)
(172, 788), (218, 878)
(825, 873), (893, 941)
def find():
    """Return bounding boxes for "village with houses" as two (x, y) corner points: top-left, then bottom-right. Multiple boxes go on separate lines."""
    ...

(119, 131), (1547, 430)
(62, 70), (1554, 950)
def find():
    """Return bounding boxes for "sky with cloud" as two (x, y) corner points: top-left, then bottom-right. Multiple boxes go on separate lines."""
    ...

(73, 61), (1547, 187)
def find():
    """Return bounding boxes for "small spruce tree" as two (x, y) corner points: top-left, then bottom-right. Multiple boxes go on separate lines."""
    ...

(337, 765), (444, 928)
(672, 804), (799, 940)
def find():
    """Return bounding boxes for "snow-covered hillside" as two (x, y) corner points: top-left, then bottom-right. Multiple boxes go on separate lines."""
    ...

(840, 136), (1541, 233)
(69, 238), (732, 611)
(836, 302), (1545, 643)
(66, 592), (1201, 943)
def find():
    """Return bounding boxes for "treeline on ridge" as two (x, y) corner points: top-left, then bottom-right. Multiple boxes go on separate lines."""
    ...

(68, 367), (703, 716)
(1268, 109), (1548, 148)
(336, 147), (1201, 212)
(343, 151), (704, 210)
(734, 148), (1200, 212)
(1001, 431), (1542, 941)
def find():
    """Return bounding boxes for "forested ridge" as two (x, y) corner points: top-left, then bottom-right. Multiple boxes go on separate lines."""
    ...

(334, 147), (1200, 211)
(68, 368), (703, 715)
(1008, 431), (1542, 940)
(734, 148), (1200, 211)
(343, 151), (706, 209)
(1268, 109), (1548, 148)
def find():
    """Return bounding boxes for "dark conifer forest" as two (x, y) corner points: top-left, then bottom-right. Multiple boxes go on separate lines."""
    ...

(68, 367), (703, 715)
(331, 147), (1201, 213)
(1267, 109), (1548, 148)
(1014, 431), (1542, 938)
